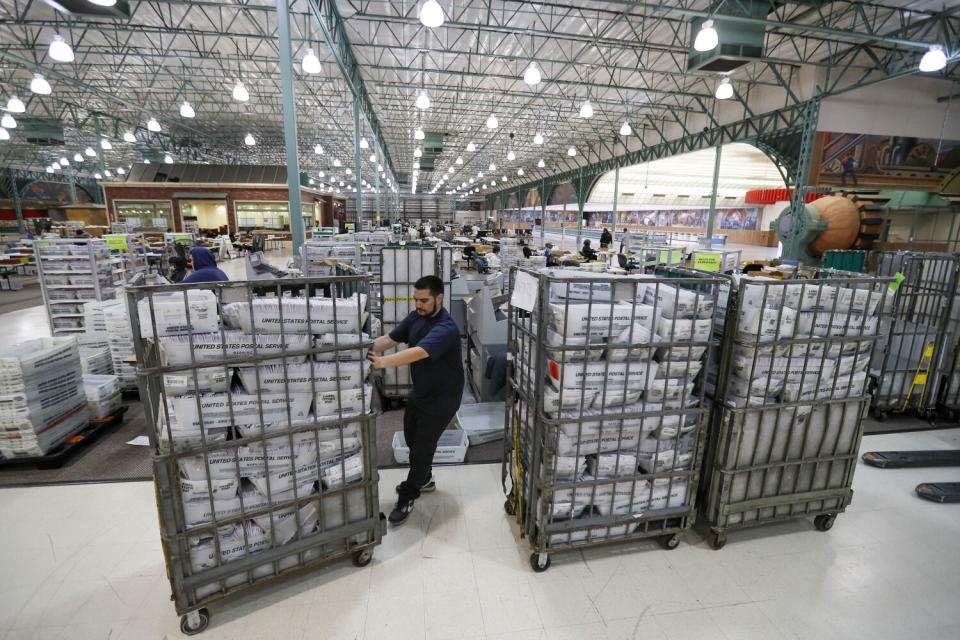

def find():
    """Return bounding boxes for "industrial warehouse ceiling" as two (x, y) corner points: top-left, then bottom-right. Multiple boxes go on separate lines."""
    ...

(0, 1), (957, 200)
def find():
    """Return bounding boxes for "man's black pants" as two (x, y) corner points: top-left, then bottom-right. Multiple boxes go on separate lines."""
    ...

(398, 402), (457, 502)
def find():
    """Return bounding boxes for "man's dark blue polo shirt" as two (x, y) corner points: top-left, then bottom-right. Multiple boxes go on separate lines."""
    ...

(389, 307), (464, 416)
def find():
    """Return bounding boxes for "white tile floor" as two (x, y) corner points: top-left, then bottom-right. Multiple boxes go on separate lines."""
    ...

(0, 428), (958, 640)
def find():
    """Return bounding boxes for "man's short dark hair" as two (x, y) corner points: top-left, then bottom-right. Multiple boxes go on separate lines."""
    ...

(414, 275), (444, 296)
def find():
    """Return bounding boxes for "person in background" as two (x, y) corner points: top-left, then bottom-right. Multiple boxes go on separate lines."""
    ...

(580, 238), (598, 262)
(367, 276), (463, 526)
(544, 242), (558, 266)
(182, 246), (228, 284)
(619, 227), (633, 253)
(520, 240), (533, 259)
(600, 227), (612, 249)
(841, 156), (858, 186)
(485, 245), (501, 271)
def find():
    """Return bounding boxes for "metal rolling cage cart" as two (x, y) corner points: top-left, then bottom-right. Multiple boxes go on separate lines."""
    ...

(377, 242), (452, 408)
(128, 275), (385, 635)
(937, 256), (960, 419)
(869, 251), (960, 421)
(701, 268), (893, 549)
(502, 267), (723, 571)
(34, 238), (120, 336)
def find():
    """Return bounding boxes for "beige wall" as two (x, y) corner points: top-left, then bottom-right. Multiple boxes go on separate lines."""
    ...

(181, 200), (228, 229)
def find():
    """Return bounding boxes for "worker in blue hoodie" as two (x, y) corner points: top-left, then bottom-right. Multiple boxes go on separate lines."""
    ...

(182, 246), (229, 284)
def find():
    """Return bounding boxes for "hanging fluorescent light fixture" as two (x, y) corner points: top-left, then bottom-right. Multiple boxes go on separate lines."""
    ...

(359, 137), (369, 149)
(523, 61), (542, 86)
(59, 156), (69, 166)
(123, 131), (136, 143)
(537, 159), (545, 168)
(147, 118), (161, 132)
(0, 127), (9, 141)
(715, 77), (734, 100)
(919, 45), (947, 72)
(48, 34), (75, 63)
(414, 128), (425, 140)
(100, 138), (112, 150)
(369, 153), (376, 162)
(117, 167), (126, 175)
(489, 162), (496, 171)
(179, 100), (195, 118)
(232, 80), (249, 102)
(533, 132), (544, 145)
(318, 171), (325, 177)
(414, 148), (423, 158)
(447, 167), (454, 174)
(73, 153), (82, 162)
(415, 91), (431, 110)
(456, 156), (464, 164)
(244, 132), (256, 146)
(579, 100), (593, 118)
(301, 48), (323, 74)
(567, 146), (577, 156)
(517, 168), (524, 176)
(694, 19), (719, 52)
(333, 159), (342, 167)
(419, 0), (445, 29)
(346, 168), (352, 174)
(164, 153), (173, 164)
(486, 113), (498, 129)
(466, 142), (476, 152)
(5, 96), (25, 113)
(52, 161), (61, 169)
(84, 146), (95, 157)
(104, 169), (112, 177)
(507, 150), (516, 161)
(88, 0), (117, 6)
(314, 143), (324, 154)
(30, 74), (52, 95)
(619, 120), (632, 136)
(46, 166), (54, 174)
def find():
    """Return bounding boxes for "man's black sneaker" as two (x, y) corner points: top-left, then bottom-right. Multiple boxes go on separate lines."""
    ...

(388, 499), (415, 526)
(395, 476), (436, 495)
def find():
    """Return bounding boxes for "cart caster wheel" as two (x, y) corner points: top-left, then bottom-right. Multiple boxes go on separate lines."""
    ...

(504, 499), (516, 516)
(352, 549), (374, 567)
(708, 531), (727, 550)
(180, 608), (209, 636)
(658, 534), (681, 550)
(529, 552), (551, 573)
(814, 514), (836, 532)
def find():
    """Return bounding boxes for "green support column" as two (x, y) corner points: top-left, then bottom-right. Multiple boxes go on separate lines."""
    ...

(374, 147), (381, 225)
(67, 172), (78, 205)
(353, 95), (363, 230)
(92, 115), (108, 203)
(705, 144), (723, 248)
(4, 170), (26, 234)
(789, 99), (821, 224)
(276, 0), (306, 253)
(612, 166), (619, 245)
(539, 180), (547, 247)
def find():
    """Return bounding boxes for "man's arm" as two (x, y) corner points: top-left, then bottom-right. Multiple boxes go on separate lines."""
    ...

(368, 346), (429, 369)
(370, 335), (398, 353)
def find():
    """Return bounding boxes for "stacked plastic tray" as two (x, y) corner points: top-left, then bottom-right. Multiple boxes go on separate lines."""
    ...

(34, 239), (120, 336)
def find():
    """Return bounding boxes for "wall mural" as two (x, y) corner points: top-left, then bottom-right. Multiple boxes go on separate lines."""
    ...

(816, 131), (960, 190)
(500, 207), (760, 230)
(16, 179), (95, 204)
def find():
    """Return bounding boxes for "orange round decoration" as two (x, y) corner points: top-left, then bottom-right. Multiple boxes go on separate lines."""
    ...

(807, 195), (862, 258)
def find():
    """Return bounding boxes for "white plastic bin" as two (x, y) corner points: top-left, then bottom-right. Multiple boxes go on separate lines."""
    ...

(392, 429), (469, 464)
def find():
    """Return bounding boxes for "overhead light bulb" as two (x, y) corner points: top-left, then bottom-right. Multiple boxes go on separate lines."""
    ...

(346, 168), (352, 174)
(369, 153), (376, 162)
(46, 167), (54, 174)
(415, 91), (431, 110)
(244, 132), (256, 146)
(419, 0), (445, 28)
(84, 146), (95, 157)
(478, 171), (484, 177)
(502, 175), (507, 182)
(489, 162), (496, 171)
(123, 131), (136, 143)
(919, 44), (947, 72)
(377, 164), (383, 171)
(100, 138), (112, 150)
(48, 34), (74, 63)
(414, 148), (423, 158)
(88, 0), (117, 6)
(59, 156), (69, 166)
(579, 100), (593, 118)
(73, 153), (82, 162)
(164, 153), (173, 164)
(232, 80), (249, 102)
(447, 167), (454, 174)
(301, 48), (322, 74)
(486, 113), (498, 129)
(179, 100), (195, 118)
(469, 178), (474, 184)
(715, 77), (734, 100)
(517, 168), (524, 176)
(117, 167), (125, 175)
(456, 156), (463, 164)
(333, 158), (342, 167)
(5, 96), (25, 113)
(414, 128), (425, 140)
(52, 161), (61, 169)
(507, 150), (516, 161)
(104, 169), (112, 177)
(144, 159), (150, 163)
(567, 146), (577, 156)
(482, 183), (487, 189)
(619, 120), (632, 136)
(694, 19), (719, 52)
(94, 172), (102, 179)
(318, 171), (325, 177)
(466, 142), (476, 152)
(314, 144), (324, 154)
(523, 61), (542, 86)
(533, 132), (544, 145)
(30, 74), (51, 95)
(147, 118), (161, 132)
(359, 137), (369, 149)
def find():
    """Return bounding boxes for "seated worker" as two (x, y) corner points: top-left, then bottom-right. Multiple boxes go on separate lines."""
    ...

(484, 245), (501, 271)
(544, 242), (559, 267)
(182, 247), (229, 284)
(580, 239), (598, 262)
(520, 240), (533, 259)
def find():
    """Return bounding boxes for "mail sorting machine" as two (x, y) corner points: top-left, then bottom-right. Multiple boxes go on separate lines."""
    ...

(869, 252), (960, 421)
(128, 275), (385, 635)
(502, 268), (723, 571)
(377, 243), (452, 408)
(701, 270), (892, 549)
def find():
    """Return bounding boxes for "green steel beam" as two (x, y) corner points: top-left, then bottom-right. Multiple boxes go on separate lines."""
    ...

(277, 0), (306, 253)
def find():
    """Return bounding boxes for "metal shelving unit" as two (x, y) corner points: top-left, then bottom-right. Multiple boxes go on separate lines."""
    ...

(503, 267), (723, 570)
(103, 233), (149, 283)
(377, 243), (452, 407)
(701, 270), (892, 549)
(128, 275), (385, 634)
(34, 238), (120, 336)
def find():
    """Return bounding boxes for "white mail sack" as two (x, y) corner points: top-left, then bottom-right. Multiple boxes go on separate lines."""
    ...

(554, 429), (642, 456)
(182, 495), (244, 528)
(180, 476), (240, 501)
(253, 501), (319, 546)
(237, 360), (368, 394)
(314, 384), (374, 418)
(314, 333), (372, 361)
(837, 286), (883, 315)
(178, 449), (241, 481)
(322, 451), (365, 489)
(167, 391), (313, 432)
(647, 477), (689, 511)
(648, 285), (714, 319)
(644, 412), (699, 439)
(592, 479), (654, 516)
(189, 521), (271, 571)
(590, 386), (643, 408)
(223, 294), (368, 334)
(657, 316), (712, 343)
(236, 432), (319, 476)
(542, 383), (598, 414)
(246, 460), (319, 499)
(781, 371), (868, 403)
(549, 359), (658, 390)
(540, 499), (589, 520)
(548, 301), (638, 338)
(644, 378), (696, 405)
(138, 290), (220, 338)
(320, 488), (370, 530)
(605, 321), (658, 362)
(163, 368), (232, 396)
(545, 328), (605, 362)
(654, 359), (703, 380)
(542, 455), (587, 481)
(795, 311), (877, 337)
(656, 344), (708, 362)
(738, 305), (797, 342)
(637, 449), (692, 474)
(782, 283), (838, 311)
(159, 331), (311, 366)
(589, 453), (639, 479)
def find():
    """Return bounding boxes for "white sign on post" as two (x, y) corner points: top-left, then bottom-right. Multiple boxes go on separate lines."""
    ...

(511, 271), (539, 312)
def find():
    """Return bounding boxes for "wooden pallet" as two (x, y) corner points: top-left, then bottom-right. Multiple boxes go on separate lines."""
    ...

(0, 405), (128, 470)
